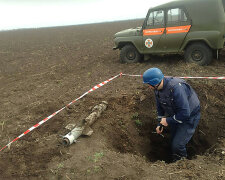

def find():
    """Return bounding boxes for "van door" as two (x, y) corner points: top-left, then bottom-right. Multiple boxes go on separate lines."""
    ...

(142, 10), (165, 53)
(157, 8), (191, 53)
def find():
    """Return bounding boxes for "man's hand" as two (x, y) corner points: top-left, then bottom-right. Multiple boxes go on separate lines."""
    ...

(156, 126), (163, 134)
(160, 118), (168, 126)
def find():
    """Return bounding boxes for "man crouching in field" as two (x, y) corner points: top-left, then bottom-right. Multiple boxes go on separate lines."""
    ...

(143, 67), (201, 162)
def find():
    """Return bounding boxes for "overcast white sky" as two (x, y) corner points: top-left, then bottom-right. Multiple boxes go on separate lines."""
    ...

(0, 0), (173, 31)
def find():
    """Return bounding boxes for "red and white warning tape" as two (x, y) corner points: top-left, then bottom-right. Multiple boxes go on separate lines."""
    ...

(122, 73), (225, 79)
(0, 74), (120, 152)
(178, 77), (225, 79)
(121, 74), (142, 77)
(0, 72), (224, 152)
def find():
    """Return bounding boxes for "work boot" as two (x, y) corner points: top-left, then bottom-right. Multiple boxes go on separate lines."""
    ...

(172, 154), (187, 162)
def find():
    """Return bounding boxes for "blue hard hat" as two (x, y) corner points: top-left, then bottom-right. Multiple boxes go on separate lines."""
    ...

(143, 68), (164, 86)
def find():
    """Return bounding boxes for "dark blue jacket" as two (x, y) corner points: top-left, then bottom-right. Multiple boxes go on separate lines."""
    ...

(155, 77), (200, 125)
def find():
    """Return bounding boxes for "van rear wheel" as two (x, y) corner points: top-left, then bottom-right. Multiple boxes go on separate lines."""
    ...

(120, 44), (141, 63)
(184, 43), (213, 66)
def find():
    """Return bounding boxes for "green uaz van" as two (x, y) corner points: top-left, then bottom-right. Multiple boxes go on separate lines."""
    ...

(113, 0), (225, 65)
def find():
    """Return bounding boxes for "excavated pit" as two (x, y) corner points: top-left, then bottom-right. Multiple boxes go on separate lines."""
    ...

(106, 81), (225, 163)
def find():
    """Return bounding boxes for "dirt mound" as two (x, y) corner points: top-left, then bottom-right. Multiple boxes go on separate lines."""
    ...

(0, 20), (224, 179)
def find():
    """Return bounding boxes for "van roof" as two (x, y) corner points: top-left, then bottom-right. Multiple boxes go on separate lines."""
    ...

(151, 0), (219, 10)
(149, 0), (225, 30)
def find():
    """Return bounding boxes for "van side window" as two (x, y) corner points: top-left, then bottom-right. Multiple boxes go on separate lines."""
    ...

(222, 0), (225, 12)
(147, 10), (164, 26)
(167, 8), (187, 24)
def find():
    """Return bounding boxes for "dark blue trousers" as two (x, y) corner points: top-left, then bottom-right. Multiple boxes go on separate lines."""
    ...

(170, 111), (200, 161)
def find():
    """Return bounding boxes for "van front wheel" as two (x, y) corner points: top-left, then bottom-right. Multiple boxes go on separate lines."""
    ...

(120, 45), (141, 63)
(184, 43), (213, 66)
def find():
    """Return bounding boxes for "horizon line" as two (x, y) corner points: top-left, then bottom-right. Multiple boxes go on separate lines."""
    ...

(0, 18), (145, 32)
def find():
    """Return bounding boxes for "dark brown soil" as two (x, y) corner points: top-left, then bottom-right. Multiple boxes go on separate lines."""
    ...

(0, 19), (224, 180)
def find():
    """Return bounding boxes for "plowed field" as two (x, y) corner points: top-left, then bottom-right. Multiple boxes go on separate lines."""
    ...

(0, 19), (224, 180)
